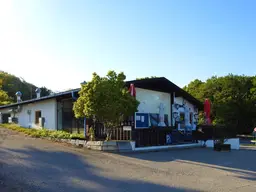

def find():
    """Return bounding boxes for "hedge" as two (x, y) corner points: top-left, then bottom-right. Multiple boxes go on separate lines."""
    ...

(0, 123), (85, 140)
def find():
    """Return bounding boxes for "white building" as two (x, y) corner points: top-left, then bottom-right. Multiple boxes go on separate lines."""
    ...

(127, 77), (202, 131)
(0, 88), (83, 132)
(0, 77), (202, 147)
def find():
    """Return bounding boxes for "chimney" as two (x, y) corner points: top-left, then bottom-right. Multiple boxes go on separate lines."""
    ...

(35, 88), (41, 99)
(15, 91), (22, 103)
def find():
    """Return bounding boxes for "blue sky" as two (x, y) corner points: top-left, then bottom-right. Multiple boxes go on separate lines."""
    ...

(0, 0), (255, 91)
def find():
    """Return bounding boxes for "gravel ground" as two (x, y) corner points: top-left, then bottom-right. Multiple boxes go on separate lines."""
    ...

(0, 127), (256, 192)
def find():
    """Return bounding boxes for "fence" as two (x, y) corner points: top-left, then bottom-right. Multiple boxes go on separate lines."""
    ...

(193, 125), (237, 141)
(92, 122), (227, 147)
(94, 122), (195, 147)
(134, 127), (173, 147)
(94, 122), (132, 141)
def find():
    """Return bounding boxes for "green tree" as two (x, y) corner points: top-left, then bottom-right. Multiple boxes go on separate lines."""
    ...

(40, 86), (53, 97)
(0, 79), (11, 105)
(183, 79), (205, 101)
(184, 74), (256, 134)
(0, 71), (52, 102)
(250, 76), (256, 98)
(0, 91), (11, 105)
(73, 70), (140, 140)
(136, 76), (159, 80)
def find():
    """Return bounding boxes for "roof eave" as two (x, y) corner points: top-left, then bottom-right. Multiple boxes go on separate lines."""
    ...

(0, 88), (80, 110)
(126, 77), (202, 108)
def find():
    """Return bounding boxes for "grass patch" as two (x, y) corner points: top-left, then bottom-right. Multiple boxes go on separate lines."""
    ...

(0, 123), (85, 140)
(237, 134), (254, 139)
(241, 143), (256, 147)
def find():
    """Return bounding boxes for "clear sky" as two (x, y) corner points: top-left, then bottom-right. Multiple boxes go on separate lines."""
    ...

(0, 0), (255, 91)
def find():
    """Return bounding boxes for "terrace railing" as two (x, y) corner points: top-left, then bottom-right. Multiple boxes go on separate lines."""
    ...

(193, 125), (237, 141)
(94, 121), (132, 141)
(134, 127), (174, 147)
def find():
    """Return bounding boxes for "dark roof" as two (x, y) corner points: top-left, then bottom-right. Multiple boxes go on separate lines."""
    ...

(0, 77), (202, 110)
(126, 77), (203, 108)
(0, 88), (80, 109)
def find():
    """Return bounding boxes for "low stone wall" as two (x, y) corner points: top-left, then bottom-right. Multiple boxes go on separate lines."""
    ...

(46, 138), (205, 152)
(45, 138), (87, 147)
(46, 137), (135, 152)
(86, 141), (135, 152)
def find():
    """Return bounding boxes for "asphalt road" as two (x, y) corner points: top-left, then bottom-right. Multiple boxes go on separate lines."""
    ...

(0, 127), (256, 192)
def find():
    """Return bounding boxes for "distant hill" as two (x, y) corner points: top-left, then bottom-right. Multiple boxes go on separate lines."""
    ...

(0, 71), (52, 105)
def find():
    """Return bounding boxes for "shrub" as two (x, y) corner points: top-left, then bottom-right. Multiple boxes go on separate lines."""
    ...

(39, 129), (51, 137)
(89, 127), (95, 141)
(30, 132), (41, 138)
(0, 123), (85, 140)
(55, 131), (71, 139)
(70, 133), (86, 140)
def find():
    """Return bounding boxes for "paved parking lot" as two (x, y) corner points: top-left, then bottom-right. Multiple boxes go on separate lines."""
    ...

(0, 127), (256, 192)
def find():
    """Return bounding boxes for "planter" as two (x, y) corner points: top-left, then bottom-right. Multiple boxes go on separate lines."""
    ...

(214, 143), (231, 151)
(85, 140), (134, 152)
(70, 137), (86, 140)
(200, 138), (240, 150)
(250, 140), (256, 145)
(75, 140), (86, 147)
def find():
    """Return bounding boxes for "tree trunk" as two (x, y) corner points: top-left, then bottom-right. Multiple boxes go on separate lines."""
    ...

(106, 128), (112, 141)
(104, 124), (112, 141)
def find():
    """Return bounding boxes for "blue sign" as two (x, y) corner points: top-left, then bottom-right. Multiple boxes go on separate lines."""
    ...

(135, 113), (149, 128)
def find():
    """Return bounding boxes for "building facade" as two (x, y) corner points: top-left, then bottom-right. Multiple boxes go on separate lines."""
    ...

(0, 77), (202, 147)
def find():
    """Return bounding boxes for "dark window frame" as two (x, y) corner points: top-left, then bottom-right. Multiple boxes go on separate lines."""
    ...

(35, 110), (41, 124)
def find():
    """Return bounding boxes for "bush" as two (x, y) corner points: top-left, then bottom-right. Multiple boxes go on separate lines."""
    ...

(0, 123), (85, 140)
(39, 129), (51, 137)
(70, 133), (86, 140)
(30, 132), (41, 138)
(88, 127), (95, 141)
(55, 131), (71, 139)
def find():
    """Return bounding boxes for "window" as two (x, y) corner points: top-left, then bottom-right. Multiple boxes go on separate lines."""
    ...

(35, 111), (41, 124)
(179, 112), (185, 122)
(190, 112), (193, 124)
(179, 112), (185, 128)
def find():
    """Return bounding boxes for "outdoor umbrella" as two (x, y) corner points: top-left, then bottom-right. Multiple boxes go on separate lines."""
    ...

(204, 99), (211, 125)
(128, 84), (136, 97)
(128, 84), (136, 124)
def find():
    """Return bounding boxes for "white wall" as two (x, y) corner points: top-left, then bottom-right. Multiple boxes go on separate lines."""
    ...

(173, 96), (198, 130)
(0, 99), (57, 130)
(136, 88), (171, 126)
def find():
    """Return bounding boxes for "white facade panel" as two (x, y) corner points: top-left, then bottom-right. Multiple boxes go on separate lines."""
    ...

(135, 88), (171, 126)
(173, 96), (198, 130)
(0, 99), (57, 130)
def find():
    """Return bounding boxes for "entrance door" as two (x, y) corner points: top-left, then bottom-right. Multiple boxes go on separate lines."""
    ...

(2, 113), (11, 123)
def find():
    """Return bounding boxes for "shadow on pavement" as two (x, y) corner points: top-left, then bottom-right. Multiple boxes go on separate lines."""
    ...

(119, 147), (256, 182)
(0, 146), (200, 192)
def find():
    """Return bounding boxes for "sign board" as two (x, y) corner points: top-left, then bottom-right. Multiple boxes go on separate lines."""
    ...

(123, 126), (132, 131)
(135, 112), (149, 128)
